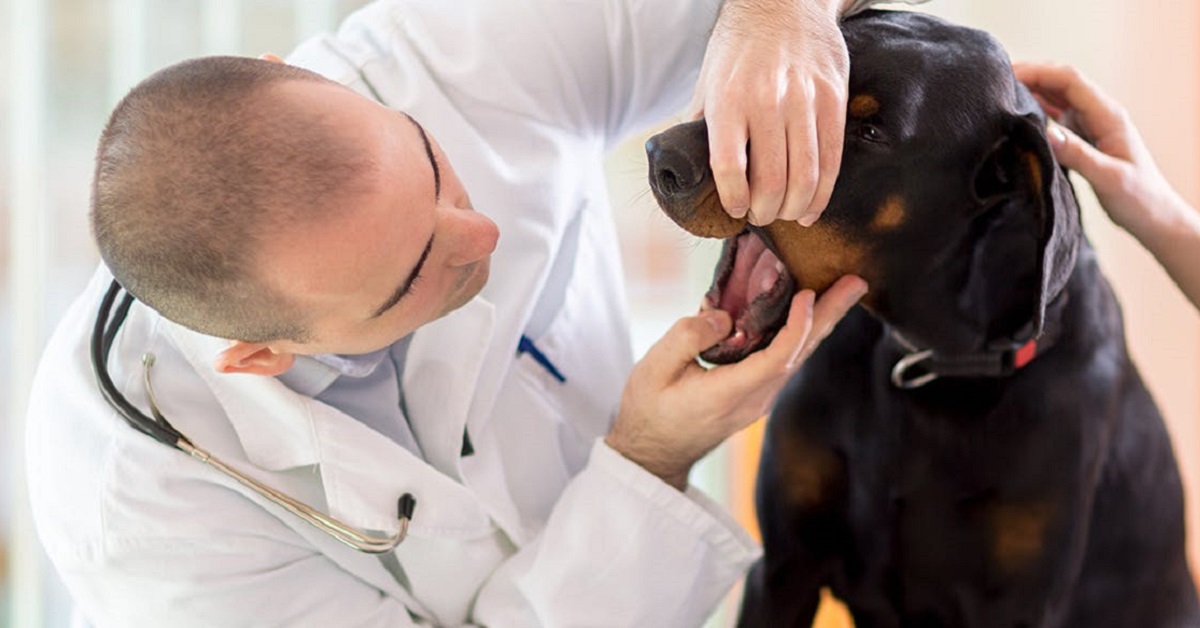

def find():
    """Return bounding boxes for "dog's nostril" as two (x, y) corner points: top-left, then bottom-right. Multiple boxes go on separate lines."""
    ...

(655, 166), (684, 196)
(647, 150), (703, 198)
(646, 129), (709, 199)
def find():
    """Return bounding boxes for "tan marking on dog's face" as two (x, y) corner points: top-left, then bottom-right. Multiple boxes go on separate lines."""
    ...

(764, 221), (871, 296)
(660, 188), (748, 239)
(990, 502), (1054, 573)
(850, 94), (881, 118)
(871, 195), (907, 231)
(776, 435), (842, 509)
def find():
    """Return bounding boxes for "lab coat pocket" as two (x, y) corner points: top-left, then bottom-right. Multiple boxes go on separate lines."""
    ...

(524, 199), (633, 456)
(490, 198), (635, 524)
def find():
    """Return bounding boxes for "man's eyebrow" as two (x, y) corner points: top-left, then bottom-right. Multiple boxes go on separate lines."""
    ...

(403, 112), (440, 200)
(371, 234), (434, 319)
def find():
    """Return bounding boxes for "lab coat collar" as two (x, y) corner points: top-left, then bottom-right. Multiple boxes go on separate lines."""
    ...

(164, 323), (321, 471)
(164, 295), (497, 477)
(163, 296), (500, 537)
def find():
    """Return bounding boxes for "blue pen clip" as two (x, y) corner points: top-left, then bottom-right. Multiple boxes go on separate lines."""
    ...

(517, 335), (567, 383)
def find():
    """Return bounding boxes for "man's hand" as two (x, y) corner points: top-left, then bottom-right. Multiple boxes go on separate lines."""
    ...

(606, 275), (867, 490)
(692, 0), (850, 227)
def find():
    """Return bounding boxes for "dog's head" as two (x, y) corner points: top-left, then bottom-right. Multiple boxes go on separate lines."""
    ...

(647, 10), (1081, 363)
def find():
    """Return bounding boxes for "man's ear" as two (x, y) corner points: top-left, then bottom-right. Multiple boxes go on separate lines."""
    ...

(215, 341), (296, 376)
(969, 112), (1081, 338)
(259, 53), (285, 64)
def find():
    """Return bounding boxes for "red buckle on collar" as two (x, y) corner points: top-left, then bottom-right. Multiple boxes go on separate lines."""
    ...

(1013, 339), (1038, 369)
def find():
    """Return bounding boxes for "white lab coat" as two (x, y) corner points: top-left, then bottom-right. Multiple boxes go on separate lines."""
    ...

(27, 0), (902, 625)
(29, 1), (756, 626)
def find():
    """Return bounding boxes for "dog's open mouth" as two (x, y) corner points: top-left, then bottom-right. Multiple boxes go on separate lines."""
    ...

(701, 229), (796, 364)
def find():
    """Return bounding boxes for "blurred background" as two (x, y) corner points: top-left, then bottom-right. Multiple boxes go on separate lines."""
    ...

(2, 1), (1197, 626)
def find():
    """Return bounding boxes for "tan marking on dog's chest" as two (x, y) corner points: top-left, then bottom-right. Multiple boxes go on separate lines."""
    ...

(990, 502), (1055, 573)
(776, 435), (842, 508)
(850, 94), (881, 118)
(871, 195), (907, 230)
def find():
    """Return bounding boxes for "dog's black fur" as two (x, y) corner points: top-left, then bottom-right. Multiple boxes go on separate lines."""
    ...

(646, 10), (1199, 627)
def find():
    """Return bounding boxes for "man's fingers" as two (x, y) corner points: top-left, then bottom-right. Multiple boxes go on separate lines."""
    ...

(710, 290), (816, 398)
(640, 310), (733, 384)
(795, 275), (868, 363)
(806, 85), (847, 226)
(747, 112), (788, 225)
(707, 110), (751, 219)
(778, 106), (819, 225)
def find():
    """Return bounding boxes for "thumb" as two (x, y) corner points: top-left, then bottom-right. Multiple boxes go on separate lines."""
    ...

(1047, 121), (1122, 184)
(640, 310), (733, 383)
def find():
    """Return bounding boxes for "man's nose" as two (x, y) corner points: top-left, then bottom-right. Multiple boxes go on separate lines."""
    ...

(446, 209), (499, 267)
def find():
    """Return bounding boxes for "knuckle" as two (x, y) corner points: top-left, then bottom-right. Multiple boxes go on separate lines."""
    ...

(710, 158), (745, 183)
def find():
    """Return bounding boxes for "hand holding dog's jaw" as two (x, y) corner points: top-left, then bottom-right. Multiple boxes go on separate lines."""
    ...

(693, 0), (849, 227)
(605, 277), (866, 490)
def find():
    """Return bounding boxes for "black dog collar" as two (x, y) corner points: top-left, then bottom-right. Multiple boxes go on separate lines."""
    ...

(887, 296), (1068, 390)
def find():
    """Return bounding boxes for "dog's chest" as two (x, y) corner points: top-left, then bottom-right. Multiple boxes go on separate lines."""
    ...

(821, 377), (1087, 624)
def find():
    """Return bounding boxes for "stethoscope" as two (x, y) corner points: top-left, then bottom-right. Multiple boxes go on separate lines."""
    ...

(91, 279), (416, 554)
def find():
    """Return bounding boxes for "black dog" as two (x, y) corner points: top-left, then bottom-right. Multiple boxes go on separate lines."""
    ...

(646, 10), (1199, 627)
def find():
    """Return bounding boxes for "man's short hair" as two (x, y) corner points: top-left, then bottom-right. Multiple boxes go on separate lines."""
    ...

(92, 56), (367, 342)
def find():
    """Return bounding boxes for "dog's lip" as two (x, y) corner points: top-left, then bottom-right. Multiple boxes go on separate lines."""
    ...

(700, 228), (796, 365)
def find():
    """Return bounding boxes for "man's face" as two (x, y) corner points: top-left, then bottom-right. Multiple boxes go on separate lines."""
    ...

(259, 80), (499, 356)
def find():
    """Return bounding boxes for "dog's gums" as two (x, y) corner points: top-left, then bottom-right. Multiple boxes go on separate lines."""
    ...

(701, 229), (796, 364)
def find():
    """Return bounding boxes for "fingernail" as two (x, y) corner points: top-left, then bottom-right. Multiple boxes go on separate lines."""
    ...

(853, 283), (869, 302)
(1048, 123), (1066, 145)
(799, 213), (819, 227)
(729, 206), (749, 219)
(703, 311), (724, 333)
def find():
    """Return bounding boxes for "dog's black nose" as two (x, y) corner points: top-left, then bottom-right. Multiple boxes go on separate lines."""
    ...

(646, 135), (706, 198)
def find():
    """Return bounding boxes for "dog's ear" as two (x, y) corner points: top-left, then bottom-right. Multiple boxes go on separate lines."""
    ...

(969, 113), (1081, 338)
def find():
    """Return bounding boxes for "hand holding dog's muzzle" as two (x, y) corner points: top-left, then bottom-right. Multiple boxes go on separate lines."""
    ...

(691, 0), (849, 228)
(605, 275), (866, 491)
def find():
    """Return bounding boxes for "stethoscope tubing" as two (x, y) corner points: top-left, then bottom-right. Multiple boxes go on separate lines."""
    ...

(91, 280), (414, 554)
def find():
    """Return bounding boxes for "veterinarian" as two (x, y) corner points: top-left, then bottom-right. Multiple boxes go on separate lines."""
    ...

(1016, 62), (1200, 311)
(24, 0), (908, 626)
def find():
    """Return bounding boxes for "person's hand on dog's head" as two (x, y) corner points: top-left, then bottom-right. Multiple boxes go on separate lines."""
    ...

(691, 0), (850, 228)
(1015, 61), (1200, 311)
(1014, 62), (1175, 236)
(605, 275), (867, 490)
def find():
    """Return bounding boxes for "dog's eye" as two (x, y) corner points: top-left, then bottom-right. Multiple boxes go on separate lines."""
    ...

(858, 123), (885, 143)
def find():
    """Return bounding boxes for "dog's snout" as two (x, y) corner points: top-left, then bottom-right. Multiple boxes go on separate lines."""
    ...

(645, 120), (711, 200)
(646, 136), (705, 198)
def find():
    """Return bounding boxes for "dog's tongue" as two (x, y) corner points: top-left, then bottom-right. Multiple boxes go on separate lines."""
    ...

(718, 233), (783, 321)
(702, 231), (795, 364)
